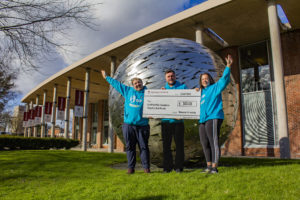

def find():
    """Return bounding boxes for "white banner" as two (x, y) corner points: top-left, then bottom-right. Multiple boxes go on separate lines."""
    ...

(74, 106), (83, 117)
(45, 114), (51, 123)
(143, 89), (201, 119)
(34, 117), (41, 126)
(28, 119), (34, 127)
(57, 110), (65, 120)
(23, 121), (27, 128)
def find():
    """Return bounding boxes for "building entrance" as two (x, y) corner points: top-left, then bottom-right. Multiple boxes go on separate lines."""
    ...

(239, 41), (277, 147)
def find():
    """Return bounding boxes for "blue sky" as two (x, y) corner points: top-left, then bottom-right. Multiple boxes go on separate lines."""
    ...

(183, 0), (206, 10)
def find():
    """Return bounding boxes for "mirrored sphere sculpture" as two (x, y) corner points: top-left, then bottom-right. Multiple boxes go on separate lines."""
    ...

(110, 38), (238, 166)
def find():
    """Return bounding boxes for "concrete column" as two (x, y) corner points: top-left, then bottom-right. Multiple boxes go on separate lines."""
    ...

(51, 84), (58, 138)
(24, 104), (29, 137)
(64, 77), (71, 138)
(108, 56), (116, 153)
(40, 90), (47, 138)
(33, 95), (39, 137)
(82, 68), (90, 151)
(195, 24), (204, 44)
(267, 0), (290, 158)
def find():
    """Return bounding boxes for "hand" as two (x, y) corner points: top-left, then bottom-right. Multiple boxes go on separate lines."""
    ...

(195, 88), (200, 92)
(161, 87), (166, 90)
(101, 70), (107, 79)
(225, 54), (233, 67)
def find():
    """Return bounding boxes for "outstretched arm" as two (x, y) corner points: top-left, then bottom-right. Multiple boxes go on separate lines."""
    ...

(101, 70), (107, 79)
(100, 69), (130, 97)
(225, 54), (233, 68)
(215, 54), (233, 93)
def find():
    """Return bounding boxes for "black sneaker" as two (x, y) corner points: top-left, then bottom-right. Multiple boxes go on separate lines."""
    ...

(175, 168), (183, 173)
(163, 169), (172, 173)
(201, 166), (212, 173)
(210, 167), (218, 174)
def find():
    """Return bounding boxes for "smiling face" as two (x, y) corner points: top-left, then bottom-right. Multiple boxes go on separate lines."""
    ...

(201, 74), (210, 88)
(132, 79), (143, 91)
(165, 72), (176, 86)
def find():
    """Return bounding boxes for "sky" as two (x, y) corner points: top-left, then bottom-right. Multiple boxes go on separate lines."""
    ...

(11, 0), (206, 109)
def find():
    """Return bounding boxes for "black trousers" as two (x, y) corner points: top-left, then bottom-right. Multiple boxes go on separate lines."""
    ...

(161, 122), (184, 171)
(199, 119), (223, 164)
(122, 123), (150, 169)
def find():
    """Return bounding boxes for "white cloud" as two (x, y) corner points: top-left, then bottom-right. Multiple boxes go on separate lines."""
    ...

(60, 0), (186, 64)
(16, 0), (187, 98)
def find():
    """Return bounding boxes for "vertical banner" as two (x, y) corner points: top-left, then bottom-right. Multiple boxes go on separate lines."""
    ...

(32, 108), (36, 127)
(34, 106), (42, 125)
(28, 109), (34, 127)
(44, 102), (52, 123)
(74, 90), (84, 117)
(23, 112), (28, 128)
(57, 97), (66, 120)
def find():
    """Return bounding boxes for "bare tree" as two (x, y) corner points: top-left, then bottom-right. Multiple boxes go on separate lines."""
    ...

(0, 71), (15, 113)
(0, 112), (11, 132)
(0, 0), (99, 72)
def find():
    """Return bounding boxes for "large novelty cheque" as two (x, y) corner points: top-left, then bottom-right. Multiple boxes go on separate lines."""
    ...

(143, 89), (201, 119)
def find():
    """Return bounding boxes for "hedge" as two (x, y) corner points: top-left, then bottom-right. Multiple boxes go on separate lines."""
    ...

(0, 136), (79, 150)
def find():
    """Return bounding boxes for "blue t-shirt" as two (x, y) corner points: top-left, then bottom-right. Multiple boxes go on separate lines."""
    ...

(161, 81), (187, 124)
(199, 67), (231, 123)
(106, 76), (149, 126)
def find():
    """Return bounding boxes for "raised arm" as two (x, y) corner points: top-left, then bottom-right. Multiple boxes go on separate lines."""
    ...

(101, 70), (107, 79)
(101, 70), (130, 97)
(225, 54), (233, 68)
(215, 54), (233, 93)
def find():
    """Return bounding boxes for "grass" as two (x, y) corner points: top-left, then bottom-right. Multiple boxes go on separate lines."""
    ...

(0, 150), (299, 200)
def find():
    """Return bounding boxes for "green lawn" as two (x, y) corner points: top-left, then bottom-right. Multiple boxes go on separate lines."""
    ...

(0, 150), (299, 200)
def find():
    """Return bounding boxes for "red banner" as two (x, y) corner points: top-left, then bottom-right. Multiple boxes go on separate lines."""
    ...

(28, 109), (32, 120)
(75, 90), (84, 106)
(45, 102), (53, 115)
(31, 109), (36, 120)
(58, 97), (66, 111)
(35, 106), (42, 117)
(23, 112), (28, 121)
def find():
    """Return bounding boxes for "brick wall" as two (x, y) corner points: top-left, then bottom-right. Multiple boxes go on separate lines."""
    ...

(281, 29), (300, 158)
(219, 29), (300, 158)
(219, 47), (244, 156)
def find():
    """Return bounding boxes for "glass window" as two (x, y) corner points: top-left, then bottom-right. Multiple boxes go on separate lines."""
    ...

(240, 42), (270, 93)
(91, 127), (97, 145)
(102, 100), (109, 145)
(239, 41), (276, 147)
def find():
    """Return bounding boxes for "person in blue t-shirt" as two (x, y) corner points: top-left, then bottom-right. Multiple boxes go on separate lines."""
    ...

(101, 70), (150, 174)
(197, 55), (233, 174)
(161, 69), (187, 173)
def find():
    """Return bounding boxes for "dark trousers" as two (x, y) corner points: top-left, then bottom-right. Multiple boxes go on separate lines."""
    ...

(199, 119), (223, 164)
(161, 122), (184, 171)
(122, 123), (150, 169)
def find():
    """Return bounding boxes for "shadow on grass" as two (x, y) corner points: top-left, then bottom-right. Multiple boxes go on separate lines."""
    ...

(131, 195), (168, 200)
(184, 156), (300, 169)
(0, 150), (127, 181)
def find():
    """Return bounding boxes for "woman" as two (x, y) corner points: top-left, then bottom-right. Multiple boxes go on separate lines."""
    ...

(198, 55), (233, 174)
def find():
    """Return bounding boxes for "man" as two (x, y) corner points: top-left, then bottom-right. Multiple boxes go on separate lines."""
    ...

(101, 70), (150, 174)
(161, 69), (187, 173)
